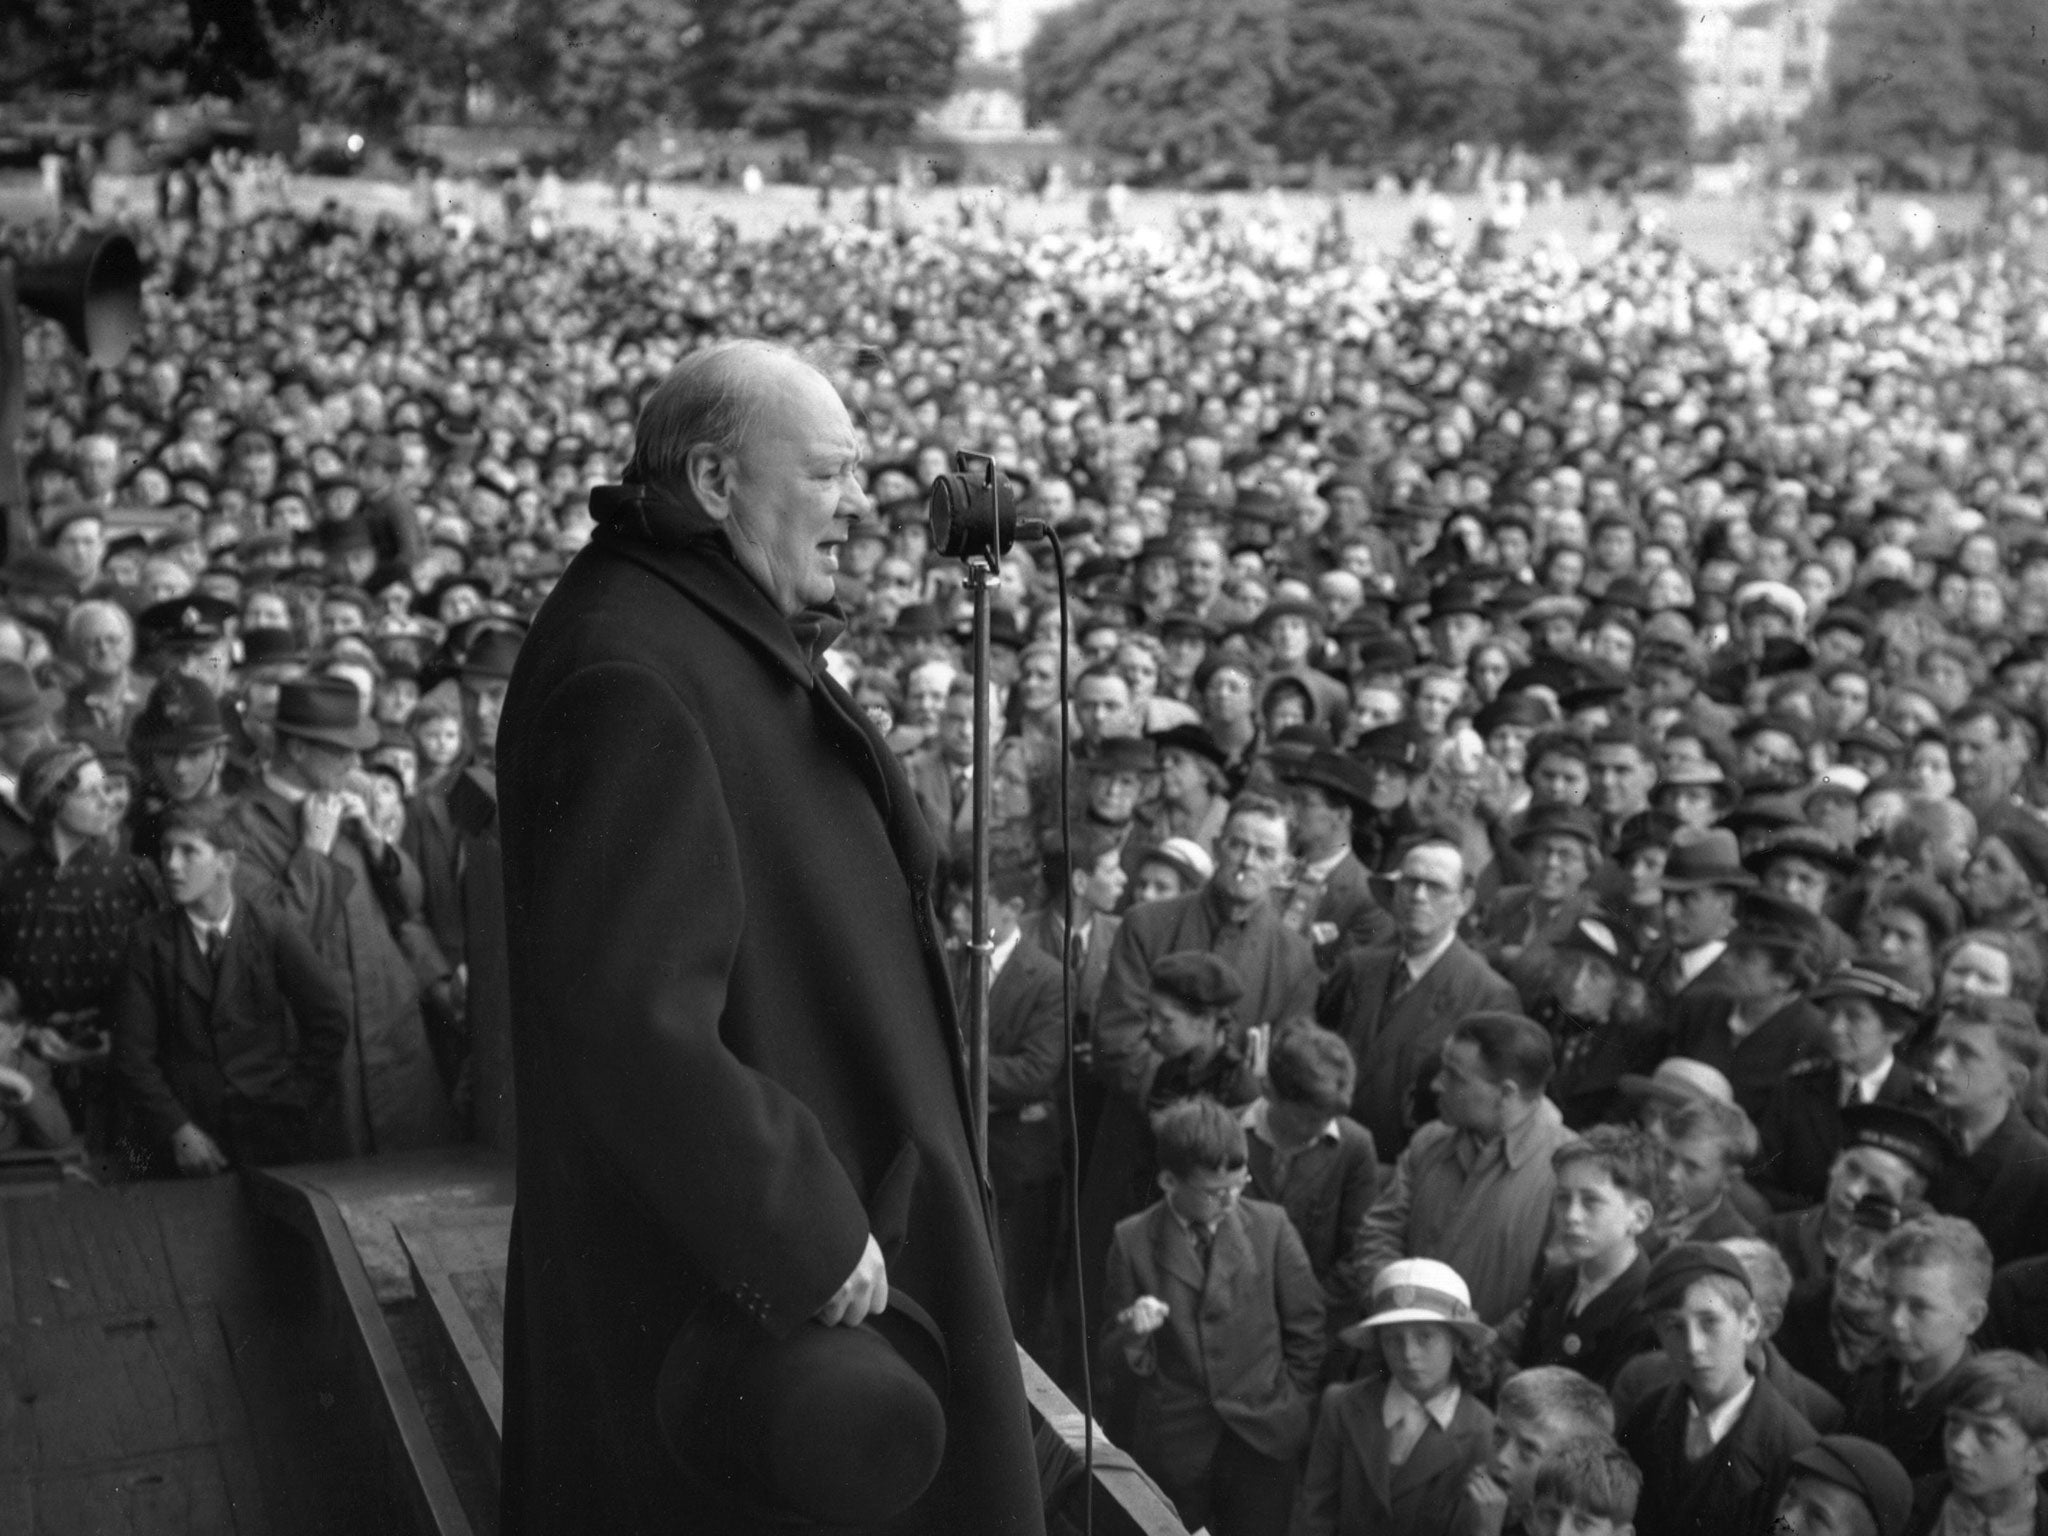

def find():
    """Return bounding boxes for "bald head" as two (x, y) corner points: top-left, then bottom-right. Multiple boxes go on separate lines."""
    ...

(629, 341), (869, 615)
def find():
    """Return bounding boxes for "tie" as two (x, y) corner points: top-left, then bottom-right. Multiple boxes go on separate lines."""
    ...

(1382, 954), (1413, 1017)
(1684, 1405), (1715, 1462)
(203, 927), (222, 965)
(1066, 922), (1085, 975)
(1191, 1222), (1214, 1274)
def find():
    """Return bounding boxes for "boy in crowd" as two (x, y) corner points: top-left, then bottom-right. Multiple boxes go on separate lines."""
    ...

(1648, 1094), (1758, 1251)
(1103, 1097), (1324, 1536)
(1459, 1367), (1618, 1536)
(1518, 1126), (1660, 1390)
(1242, 1021), (1378, 1356)
(109, 797), (349, 1173)
(1909, 1351), (2048, 1536)
(1775, 1436), (1916, 1536)
(1847, 1215), (1993, 1480)
(1528, 1437), (1644, 1536)
(1618, 1243), (1818, 1536)
(1924, 997), (2048, 1267)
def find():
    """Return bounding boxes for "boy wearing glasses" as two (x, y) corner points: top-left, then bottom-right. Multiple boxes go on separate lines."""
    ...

(1105, 1096), (1325, 1536)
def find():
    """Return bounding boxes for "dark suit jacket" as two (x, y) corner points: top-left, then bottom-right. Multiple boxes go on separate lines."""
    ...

(1297, 1375), (1496, 1536)
(1103, 1197), (1325, 1464)
(1618, 1374), (1818, 1536)
(1907, 1472), (2048, 1536)
(1611, 1341), (1845, 1435)
(1932, 1108), (2048, 1267)
(985, 938), (1066, 1187)
(109, 898), (350, 1156)
(1667, 991), (1830, 1122)
(1640, 942), (1739, 1020)
(1246, 1115), (1378, 1327)
(1845, 1352), (1972, 1481)
(1318, 938), (1519, 1159)
(1020, 905), (1119, 1031)
(1753, 1056), (1925, 1211)
(1517, 1252), (1657, 1390)
(1473, 884), (1597, 1008)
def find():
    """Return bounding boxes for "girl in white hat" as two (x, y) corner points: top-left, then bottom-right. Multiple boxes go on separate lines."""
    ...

(1298, 1258), (1500, 1536)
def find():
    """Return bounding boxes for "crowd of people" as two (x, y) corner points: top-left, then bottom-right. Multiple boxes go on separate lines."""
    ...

(5, 182), (2048, 1536)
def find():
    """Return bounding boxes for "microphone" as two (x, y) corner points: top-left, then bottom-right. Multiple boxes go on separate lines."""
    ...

(925, 450), (1044, 567)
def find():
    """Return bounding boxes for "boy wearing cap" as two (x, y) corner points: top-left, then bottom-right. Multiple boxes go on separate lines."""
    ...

(1517, 1126), (1660, 1390)
(1298, 1258), (1498, 1536)
(1104, 1097), (1324, 1536)
(1618, 1243), (1818, 1536)
(1846, 1216), (1993, 1480)
(1908, 1351), (2048, 1536)
(1755, 957), (1930, 1212)
(1776, 1435), (1915, 1536)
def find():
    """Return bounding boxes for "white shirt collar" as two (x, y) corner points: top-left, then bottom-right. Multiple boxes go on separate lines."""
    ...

(1846, 1053), (1895, 1106)
(263, 768), (309, 805)
(186, 893), (236, 947)
(1676, 939), (1728, 987)
(1301, 846), (1350, 882)
(1384, 1379), (1461, 1432)
(1402, 925), (1459, 982)
(989, 927), (1022, 982)
(1687, 1374), (1757, 1450)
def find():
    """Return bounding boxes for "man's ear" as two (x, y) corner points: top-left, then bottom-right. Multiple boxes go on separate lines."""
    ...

(217, 848), (239, 882)
(1626, 1195), (1655, 1238)
(684, 442), (737, 523)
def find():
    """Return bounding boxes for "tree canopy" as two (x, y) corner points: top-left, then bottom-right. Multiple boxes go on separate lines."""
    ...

(1809, 0), (2047, 162)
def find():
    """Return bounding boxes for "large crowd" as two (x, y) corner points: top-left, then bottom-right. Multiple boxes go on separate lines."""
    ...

(5, 185), (2048, 1536)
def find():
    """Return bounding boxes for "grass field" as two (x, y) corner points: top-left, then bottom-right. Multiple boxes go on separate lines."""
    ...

(3, 169), (2038, 272)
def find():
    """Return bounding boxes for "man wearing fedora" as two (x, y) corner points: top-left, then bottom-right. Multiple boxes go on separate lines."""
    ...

(497, 342), (1043, 1535)
(1668, 889), (1831, 1122)
(1472, 802), (1605, 1005)
(225, 674), (456, 1158)
(1639, 828), (1751, 1019)
(1276, 748), (1396, 971)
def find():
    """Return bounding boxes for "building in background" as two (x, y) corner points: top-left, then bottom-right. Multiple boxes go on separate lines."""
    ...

(1685, 0), (1840, 142)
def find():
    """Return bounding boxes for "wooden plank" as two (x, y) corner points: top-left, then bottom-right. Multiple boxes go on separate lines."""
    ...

(23, 1449), (238, 1534)
(0, 1312), (227, 1476)
(398, 1220), (505, 1457)
(8, 1187), (177, 1326)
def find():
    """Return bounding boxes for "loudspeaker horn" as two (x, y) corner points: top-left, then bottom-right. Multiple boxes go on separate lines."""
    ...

(14, 234), (143, 368)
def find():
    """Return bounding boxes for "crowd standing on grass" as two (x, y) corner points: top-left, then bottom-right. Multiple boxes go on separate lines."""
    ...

(3, 181), (2048, 1535)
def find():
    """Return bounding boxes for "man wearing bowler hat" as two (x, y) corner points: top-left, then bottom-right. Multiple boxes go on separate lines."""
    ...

(496, 341), (1043, 1535)
(225, 674), (456, 1158)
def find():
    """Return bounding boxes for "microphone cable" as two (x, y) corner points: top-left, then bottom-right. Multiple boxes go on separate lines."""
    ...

(1044, 527), (1097, 1536)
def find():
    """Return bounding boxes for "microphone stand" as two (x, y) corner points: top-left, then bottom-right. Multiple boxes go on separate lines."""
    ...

(963, 554), (994, 1176)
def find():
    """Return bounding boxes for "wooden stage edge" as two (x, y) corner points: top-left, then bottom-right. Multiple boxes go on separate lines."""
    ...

(245, 1150), (1188, 1536)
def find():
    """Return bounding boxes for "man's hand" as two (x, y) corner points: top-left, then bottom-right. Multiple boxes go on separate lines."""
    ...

(1117, 1295), (1170, 1337)
(1462, 1466), (1510, 1536)
(170, 1123), (230, 1177)
(815, 1233), (888, 1327)
(301, 793), (344, 855)
(337, 788), (384, 850)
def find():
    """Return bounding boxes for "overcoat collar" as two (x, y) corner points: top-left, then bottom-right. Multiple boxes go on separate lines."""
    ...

(1338, 1378), (1484, 1511)
(588, 485), (845, 687)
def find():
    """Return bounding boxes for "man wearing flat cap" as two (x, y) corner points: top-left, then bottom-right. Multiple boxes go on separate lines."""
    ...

(225, 675), (456, 1157)
(496, 341), (1043, 1535)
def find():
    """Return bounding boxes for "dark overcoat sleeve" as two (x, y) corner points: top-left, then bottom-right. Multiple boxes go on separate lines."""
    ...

(508, 659), (869, 1331)
(109, 921), (187, 1144)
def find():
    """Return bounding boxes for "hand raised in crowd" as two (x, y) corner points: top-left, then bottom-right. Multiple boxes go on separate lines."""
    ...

(300, 791), (345, 856)
(815, 1232), (889, 1327)
(1461, 1465), (1511, 1536)
(1116, 1294), (1171, 1337)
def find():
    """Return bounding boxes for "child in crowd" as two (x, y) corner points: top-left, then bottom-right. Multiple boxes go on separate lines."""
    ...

(1910, 1350), (2048, 1536)
(1923, 997), (2048, 1268)
(1242, 1021), (1378, 1358)
(1458, 1367), (1620, 1536)
(1528, 1436), (1644, 1536)
(1647, 1095), (1758, 1251)
(1847, 1215), (1994, 1480)
(410, 696), (467, 793)
(1103, 1097), (1324, 1536)
(1299, 1258), (1497, 1536)
(1518, 1126), (1660, 1390)
(1776, 1436), (1916, 1536)
(1618, 1243), (1818, 1536)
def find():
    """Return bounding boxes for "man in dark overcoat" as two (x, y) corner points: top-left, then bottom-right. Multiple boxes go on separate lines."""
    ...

(495, 341), (1044, 1536)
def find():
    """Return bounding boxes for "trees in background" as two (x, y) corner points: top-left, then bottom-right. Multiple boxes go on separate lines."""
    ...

(1023, 0), (1691, 181)
(1810, 0), (2048, 163)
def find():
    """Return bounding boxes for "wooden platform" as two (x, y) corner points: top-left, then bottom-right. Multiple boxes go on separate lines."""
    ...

(247, 1150), (1189, 1536)
(0, 1172), (395, 1536)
